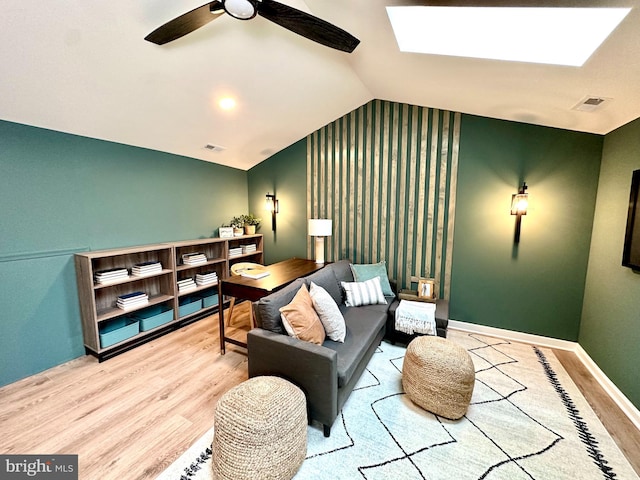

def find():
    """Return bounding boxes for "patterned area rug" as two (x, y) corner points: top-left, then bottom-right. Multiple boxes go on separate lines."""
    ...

(157, 331), (638, 479)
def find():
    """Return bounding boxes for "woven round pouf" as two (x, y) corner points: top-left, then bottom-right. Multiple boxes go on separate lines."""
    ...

(402, 336), (475, 420)
(212, 376), (307, 480)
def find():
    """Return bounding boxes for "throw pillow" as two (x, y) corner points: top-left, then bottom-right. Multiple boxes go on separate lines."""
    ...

(341, 276), (388, 307)
(350, 261), (394, 296)
(309, 282), (346, 342)
(279, 284), (326, 344)
(305, 268), (342, 304)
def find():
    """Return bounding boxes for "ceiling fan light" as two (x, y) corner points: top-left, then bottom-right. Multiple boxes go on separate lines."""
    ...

(224, 0), (258, 20)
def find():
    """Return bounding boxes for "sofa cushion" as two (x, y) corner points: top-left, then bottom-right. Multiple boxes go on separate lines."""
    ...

(342, 277), (387, 307)
(304, 267), (343, 305)
(254, 278), (305, 334)
(323, 305), (387, 388)
(366, 295), (397, 314)
(309, 282), (346, 342)
(329, 259), (354, 284)
(280, 284), (326, 345)
(350, 261), (394, 297)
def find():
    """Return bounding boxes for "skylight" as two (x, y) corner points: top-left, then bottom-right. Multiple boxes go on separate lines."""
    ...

(386, 7), (631, 67)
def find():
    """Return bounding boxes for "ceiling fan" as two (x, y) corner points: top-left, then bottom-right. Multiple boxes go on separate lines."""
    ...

(145, 0), (360, 53)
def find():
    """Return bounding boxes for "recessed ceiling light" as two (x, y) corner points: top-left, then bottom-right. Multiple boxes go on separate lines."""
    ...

(218, 97), (237, 110)
(386, 7), (631, 66)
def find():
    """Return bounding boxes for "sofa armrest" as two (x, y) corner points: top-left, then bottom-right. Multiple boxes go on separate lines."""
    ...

(247, 329), (339, 426)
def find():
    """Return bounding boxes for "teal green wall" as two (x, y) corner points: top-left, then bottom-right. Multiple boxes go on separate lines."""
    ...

(247, 139), (308, 264)
(450, 115), (603, 340)
(6, 109), (635, 407)
(250, 111), (604, 342)
(254, 112), (603, 342)
(580, 117), (640, 408)
(0, 120), (247, 386)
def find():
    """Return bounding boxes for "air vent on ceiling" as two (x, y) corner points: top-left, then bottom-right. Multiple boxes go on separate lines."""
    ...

(572, 96), (611, 112)
(204, 144), (226, 152)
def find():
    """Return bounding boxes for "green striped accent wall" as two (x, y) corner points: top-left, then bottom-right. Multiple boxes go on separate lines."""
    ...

(307, 100), (461, 298)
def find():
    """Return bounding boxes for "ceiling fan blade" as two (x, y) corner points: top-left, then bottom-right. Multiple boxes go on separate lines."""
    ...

(257, 0), (360, 53)
(145, 1), (225, 45)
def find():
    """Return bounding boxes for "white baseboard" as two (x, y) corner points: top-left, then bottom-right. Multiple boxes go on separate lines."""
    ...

(448, 319), (640, 430)
(574, 344), (640, 431)
(448, 319), (577, 351)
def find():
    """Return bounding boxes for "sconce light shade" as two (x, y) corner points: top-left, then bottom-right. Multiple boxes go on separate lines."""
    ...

(265, 193), (278, 231)
(308, 219), (332, 264)
(511, 182), (528, 244)
(265, 193), (279, 213)
(511, 182), (529, 215)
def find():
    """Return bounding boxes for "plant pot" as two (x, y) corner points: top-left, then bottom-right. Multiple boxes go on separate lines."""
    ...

(244, 225), (256, 235)
(233, 227), (244, 237)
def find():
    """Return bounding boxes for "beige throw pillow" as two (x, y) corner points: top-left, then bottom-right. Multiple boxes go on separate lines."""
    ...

(309, 282), (346, 342)
(279, 284), (326, 344)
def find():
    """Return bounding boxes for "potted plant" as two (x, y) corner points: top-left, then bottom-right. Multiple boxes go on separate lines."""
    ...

(242, 214), (261, 235)
(230, 216), (245, 237)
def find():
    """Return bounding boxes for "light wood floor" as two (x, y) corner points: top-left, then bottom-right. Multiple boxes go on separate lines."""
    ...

(554, 349), (640, 474)
(1, 303), (638, 479)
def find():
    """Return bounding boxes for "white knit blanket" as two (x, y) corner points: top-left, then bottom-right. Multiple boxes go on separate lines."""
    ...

(394, 300), (436, 335)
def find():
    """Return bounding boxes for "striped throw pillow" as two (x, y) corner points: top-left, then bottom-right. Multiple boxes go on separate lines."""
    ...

(341, 276), (388, 307)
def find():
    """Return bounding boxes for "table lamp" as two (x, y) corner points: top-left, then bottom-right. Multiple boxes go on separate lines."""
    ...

(308, 219), (332, 264)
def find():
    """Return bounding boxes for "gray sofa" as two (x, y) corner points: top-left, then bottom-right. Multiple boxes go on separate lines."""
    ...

(247, 259), (393, 437)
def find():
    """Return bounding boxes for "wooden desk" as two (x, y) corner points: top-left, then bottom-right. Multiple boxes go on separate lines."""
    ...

(217, 258), (324, 354)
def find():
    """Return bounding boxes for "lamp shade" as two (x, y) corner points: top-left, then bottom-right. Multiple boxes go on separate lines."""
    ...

(510, 182), (529, 216)
(308, 219), (332, 237)
(511, 193), (529, 215)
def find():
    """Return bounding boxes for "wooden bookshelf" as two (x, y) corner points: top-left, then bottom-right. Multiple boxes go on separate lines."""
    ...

(74, 235), (263, 360)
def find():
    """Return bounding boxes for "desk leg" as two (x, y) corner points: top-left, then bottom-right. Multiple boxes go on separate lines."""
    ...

(249, 302), (256, 329)
(218, 282), (226, 355)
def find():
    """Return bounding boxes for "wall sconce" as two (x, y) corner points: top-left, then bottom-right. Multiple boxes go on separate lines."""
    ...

(265, 192), (278, 231)
(511, 182), (528, 243)
(308, 219), (332, 264)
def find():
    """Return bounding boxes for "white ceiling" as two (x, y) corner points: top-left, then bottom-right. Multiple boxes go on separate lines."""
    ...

(1, 0), (640, 171)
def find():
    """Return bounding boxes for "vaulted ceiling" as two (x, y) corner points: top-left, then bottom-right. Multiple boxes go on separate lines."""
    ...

(2, 0), (640, 171)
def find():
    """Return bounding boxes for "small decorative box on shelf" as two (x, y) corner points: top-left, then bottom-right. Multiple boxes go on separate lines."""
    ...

(99, 318), (139, 348)
(130, 305), (174, 332)
(179, 295), (202, 318)
(219, 227), (234, 238)
(200, 290), (219, 308)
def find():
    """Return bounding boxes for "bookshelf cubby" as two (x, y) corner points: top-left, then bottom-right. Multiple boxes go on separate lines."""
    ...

(74, 235), (263, 360)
